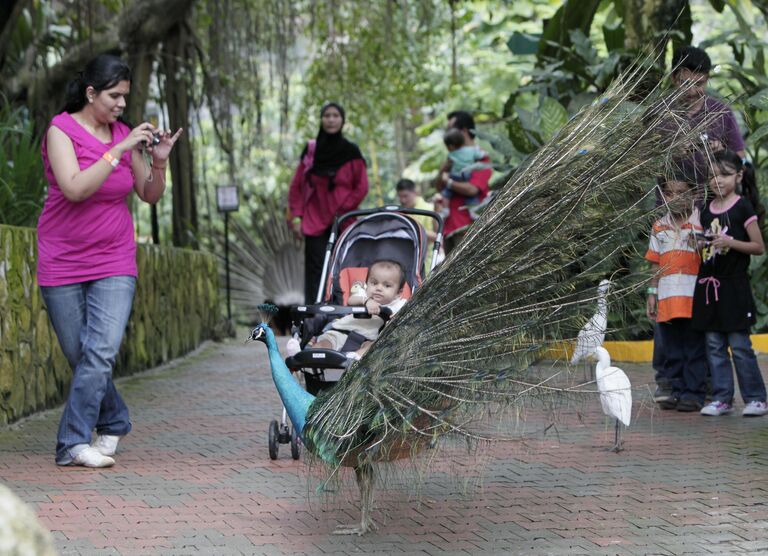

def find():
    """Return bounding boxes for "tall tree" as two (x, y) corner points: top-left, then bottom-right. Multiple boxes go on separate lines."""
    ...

(162, 22), (198, 248)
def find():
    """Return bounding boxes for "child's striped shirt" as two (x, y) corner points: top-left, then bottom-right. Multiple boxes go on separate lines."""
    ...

(645, 210), (702, 322)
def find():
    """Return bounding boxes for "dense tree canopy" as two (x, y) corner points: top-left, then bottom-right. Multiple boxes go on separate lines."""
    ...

(2, 0), (768, 254)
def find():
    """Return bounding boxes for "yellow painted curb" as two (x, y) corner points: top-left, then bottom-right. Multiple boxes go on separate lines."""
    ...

(542, 334), (768, 363)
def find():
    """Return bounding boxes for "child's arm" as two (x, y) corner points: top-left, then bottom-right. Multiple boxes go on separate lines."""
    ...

(646, 263), (659, 321)
(364, 298), (382, 315)
(710, 220), (765, 256)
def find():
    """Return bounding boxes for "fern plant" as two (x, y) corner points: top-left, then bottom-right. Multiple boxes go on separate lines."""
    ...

(0, 102), (46, 227)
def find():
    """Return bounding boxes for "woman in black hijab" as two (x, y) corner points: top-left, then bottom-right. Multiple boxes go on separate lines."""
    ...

(288, 102), (368, 303)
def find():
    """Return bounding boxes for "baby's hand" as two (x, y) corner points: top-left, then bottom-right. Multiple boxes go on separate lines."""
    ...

(364, 298), (382, 315)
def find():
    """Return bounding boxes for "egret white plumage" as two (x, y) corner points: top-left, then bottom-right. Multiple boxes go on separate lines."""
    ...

(571, 279), (611, 366)
(594, 346), (632, 452)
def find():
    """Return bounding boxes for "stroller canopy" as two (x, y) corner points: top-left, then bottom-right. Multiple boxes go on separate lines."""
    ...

(324, 212), (427, 304)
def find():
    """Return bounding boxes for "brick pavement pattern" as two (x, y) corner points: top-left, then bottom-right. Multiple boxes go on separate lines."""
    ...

(1, 335), (768, 555)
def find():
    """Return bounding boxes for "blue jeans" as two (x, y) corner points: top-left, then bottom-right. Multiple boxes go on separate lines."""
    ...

(41, 276), (135, 464)
(705, 330), (767, 404)
(657, 319), (707, 403)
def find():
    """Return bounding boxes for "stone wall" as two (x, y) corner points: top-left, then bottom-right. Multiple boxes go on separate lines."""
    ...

(0, 225), (220, 425)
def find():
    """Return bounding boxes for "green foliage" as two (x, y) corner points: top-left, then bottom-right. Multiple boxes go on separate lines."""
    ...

(0, 103), (45, 227)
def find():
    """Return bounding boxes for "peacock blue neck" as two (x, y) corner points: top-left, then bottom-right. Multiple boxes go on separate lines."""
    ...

(262, 324), (315, 437)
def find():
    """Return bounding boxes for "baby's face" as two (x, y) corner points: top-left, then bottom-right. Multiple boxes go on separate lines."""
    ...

(365, 264), (402, 305)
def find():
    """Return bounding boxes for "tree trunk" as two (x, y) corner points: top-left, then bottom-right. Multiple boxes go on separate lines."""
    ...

(8, 0), (194, 131)
(623, 0), (691, 64)
(162, 22), (198, 248)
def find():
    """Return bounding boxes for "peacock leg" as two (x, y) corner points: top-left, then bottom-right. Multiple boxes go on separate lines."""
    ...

(333, 463), (378, 535)
(609, 419), (624, 453)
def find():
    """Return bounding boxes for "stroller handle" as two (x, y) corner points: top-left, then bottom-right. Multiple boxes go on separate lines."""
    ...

(293, 304), (393, 322)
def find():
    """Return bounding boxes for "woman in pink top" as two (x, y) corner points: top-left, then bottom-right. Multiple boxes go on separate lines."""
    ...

(38, 54), (182, 467)
(287, 102), (368, 302)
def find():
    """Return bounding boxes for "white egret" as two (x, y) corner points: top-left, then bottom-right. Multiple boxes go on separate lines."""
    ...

(595, 346), (632, 452)
(570, 280), (611, 375)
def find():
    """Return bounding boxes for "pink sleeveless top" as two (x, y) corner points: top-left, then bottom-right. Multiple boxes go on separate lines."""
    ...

(37, 112), (137, 286)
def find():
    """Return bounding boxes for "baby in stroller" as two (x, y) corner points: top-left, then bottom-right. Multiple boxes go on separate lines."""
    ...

(307, 259), (406, 360)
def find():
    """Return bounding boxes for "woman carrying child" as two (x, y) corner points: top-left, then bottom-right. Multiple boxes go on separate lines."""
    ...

(692, 150), (767, 417)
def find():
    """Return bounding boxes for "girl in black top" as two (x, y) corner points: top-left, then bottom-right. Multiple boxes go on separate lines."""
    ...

(692, 151), (767, 417)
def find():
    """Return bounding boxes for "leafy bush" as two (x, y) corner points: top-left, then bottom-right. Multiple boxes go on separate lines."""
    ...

(0, 103), (46, 227)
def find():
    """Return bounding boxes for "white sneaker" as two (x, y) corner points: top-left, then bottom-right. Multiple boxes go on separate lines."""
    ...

(71, 446), (115, 468)
(700, 401), (733, 416)
(742, 401), (768, 417)
(92, 434), (121, 456)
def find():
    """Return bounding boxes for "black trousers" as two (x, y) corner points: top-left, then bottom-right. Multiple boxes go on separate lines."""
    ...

(304, 229), (331, 303)
(443, 229), (467, 255)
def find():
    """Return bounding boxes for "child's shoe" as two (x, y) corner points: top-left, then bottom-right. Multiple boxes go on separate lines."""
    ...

(658, 395), (679, 410)
(653, 387), (672, 403)
(676, 399), (703, 412)
(348, 281), (367, 306)
(700, 401), (733, 416)
(742, 400), (768, 417)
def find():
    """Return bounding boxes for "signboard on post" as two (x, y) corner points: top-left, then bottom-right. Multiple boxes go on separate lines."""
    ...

(216, 185), (239, 323)
(216, 185), (240, 212)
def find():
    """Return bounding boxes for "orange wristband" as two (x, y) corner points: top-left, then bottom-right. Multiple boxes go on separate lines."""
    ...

(102, 151), (119, 168)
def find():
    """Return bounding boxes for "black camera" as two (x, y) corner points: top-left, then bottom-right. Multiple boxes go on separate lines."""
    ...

(142, 132), (161, 148)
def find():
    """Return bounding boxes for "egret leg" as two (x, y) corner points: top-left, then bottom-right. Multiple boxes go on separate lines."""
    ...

(609, 419), (624, 453)
(334, 463), (378, 535)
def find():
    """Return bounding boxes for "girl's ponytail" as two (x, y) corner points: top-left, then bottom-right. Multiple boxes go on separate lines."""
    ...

(741, 161), (765, 228)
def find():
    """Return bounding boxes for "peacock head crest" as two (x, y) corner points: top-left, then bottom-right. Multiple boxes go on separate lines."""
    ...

(257, 303), (279, 323)
(249, 304), (278, 343)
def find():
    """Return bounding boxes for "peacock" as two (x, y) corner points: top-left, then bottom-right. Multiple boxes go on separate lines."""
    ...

(250, 62), (718, 535)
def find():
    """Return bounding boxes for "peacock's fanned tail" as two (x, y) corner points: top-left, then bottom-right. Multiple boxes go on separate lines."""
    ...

(221, 194), (305, 319)
(303, 61), (717, 469)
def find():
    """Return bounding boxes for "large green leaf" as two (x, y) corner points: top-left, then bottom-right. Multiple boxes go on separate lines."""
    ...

(539, 97), (568, 142)
(602, 20), (625, 53)
(747, 123), (768, 147)
(747, 88), (768, 110)
(505, 116), (539, 155)
(507, 31), (540, 56)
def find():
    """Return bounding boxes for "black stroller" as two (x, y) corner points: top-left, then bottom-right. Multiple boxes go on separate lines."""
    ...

(267, 205), (443, 460)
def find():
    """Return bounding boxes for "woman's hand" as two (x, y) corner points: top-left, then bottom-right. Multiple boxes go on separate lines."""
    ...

(116, 122), (163, 154)
(148, 127), (184, 164)
(290, 217), (302, 239)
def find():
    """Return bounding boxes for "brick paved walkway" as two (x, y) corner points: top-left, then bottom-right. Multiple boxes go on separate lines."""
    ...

(2, 334), (768, 555)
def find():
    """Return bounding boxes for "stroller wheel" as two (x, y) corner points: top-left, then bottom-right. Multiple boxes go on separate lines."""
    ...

(290, 426), (300, 460)
(268, 420), (279, 460)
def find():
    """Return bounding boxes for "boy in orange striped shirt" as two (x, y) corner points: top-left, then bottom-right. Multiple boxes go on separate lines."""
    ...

(645, 174), (708, 411)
